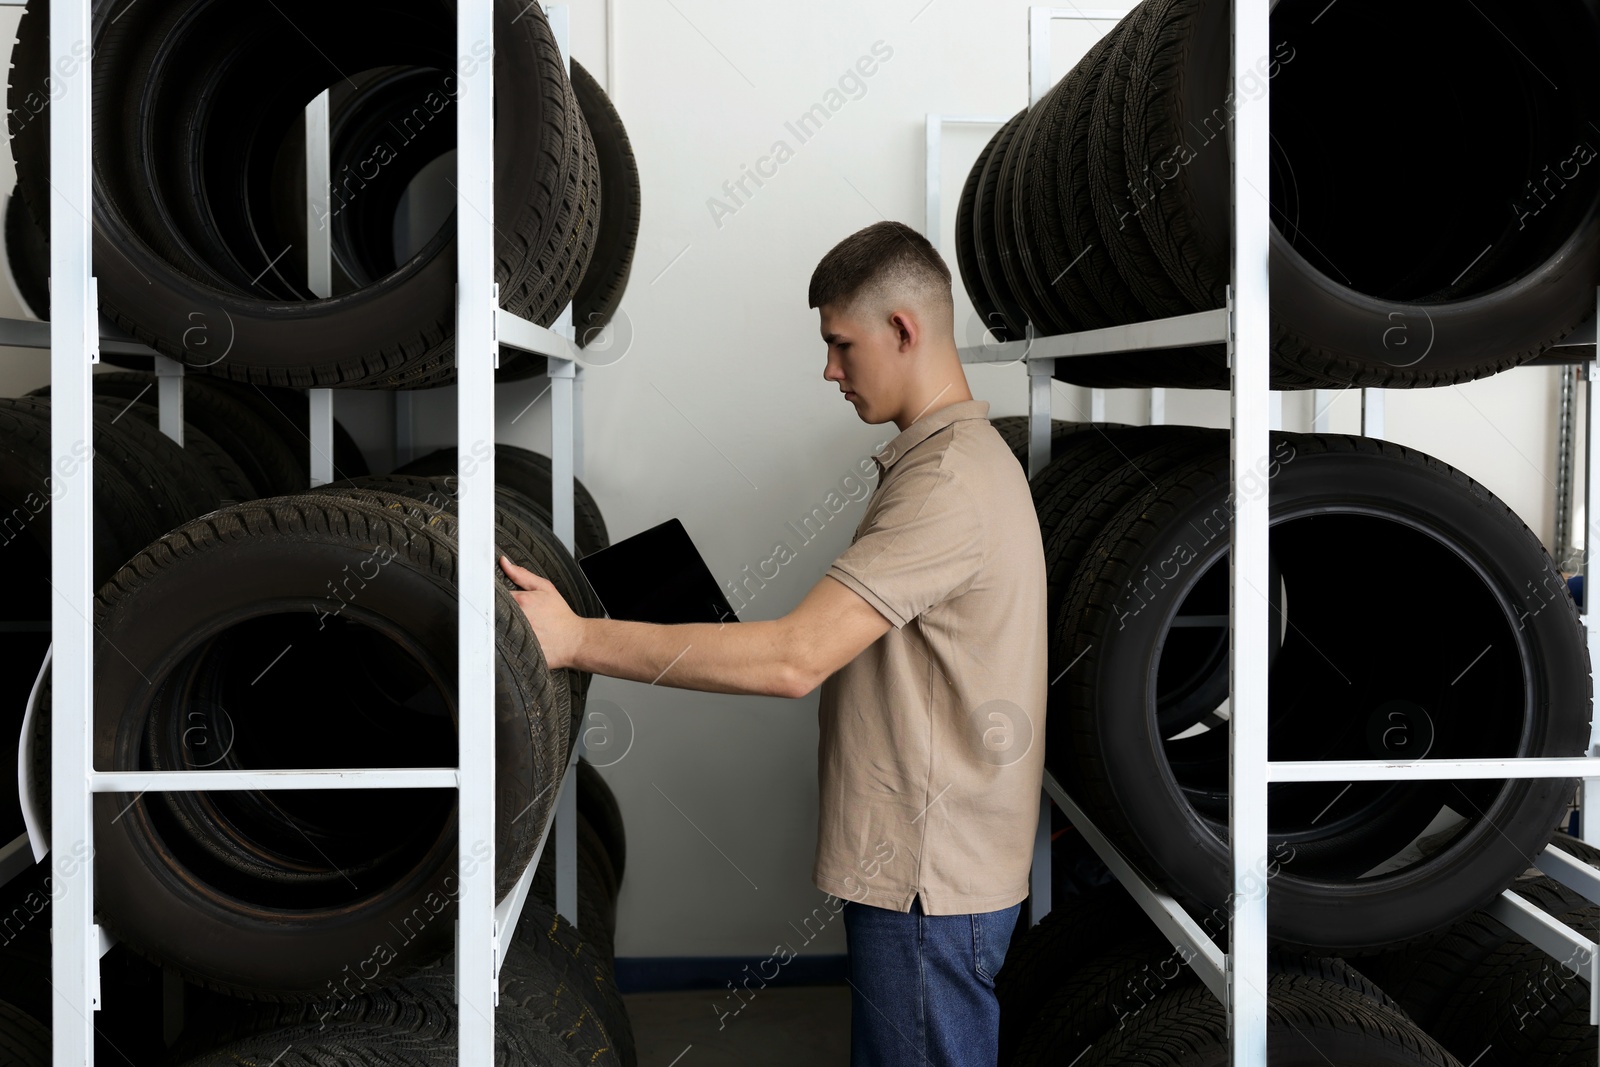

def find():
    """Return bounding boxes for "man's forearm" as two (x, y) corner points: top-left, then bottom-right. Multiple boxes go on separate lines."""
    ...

(571, 616), (804, 697)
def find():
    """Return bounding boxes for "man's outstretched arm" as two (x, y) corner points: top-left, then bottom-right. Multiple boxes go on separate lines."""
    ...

(500, 556), (891, 699)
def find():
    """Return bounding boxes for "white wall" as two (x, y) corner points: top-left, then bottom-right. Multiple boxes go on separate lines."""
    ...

(0, 1), (1579, 964)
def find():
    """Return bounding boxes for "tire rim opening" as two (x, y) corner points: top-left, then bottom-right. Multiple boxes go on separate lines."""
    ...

(1271, 0), (1600, 302)
(136, 610), (457, 909)
(1156, 510), (1526, 881)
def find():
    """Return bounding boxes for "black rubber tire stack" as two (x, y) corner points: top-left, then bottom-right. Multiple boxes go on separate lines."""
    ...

(0, 387), (250, 854)
(168, 945), (592, 1067)
(1006, 422), (1591, 1059)
(167, 775), (635, 1066)
(569, 59), (641, 350)
(3, 186), (48, 322)
(1, 0), (635, 1052)
(0, 857), (183, 1065)
(2, 395), (237, 526)
(169, 896), (633, 1067)
(1354, 833), (1600, 1066)
(25, 370), (370, 497)
(0, 999), (48, 1067)
(24, 493), (570, 999)
(994, 882), (1464, 1065)
(957, 0), (1600, 388)
(397, 443), (611, 559)
(199, 381), (372, 484)
(1072, 958), (1461, 1066)
(0, 373), (372, 850)
(1041, 430), (1589, 953)
(7, 0), (598, 389)
(308, 472), (601, 752)
(987, 415), (1133, 473)
(576, 756), (627, 884)
(530, 805), (623, 965)
(994, 885), (1151, 1063)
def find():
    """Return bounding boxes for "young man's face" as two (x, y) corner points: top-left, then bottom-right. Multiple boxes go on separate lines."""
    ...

(818, 300), (906, 425)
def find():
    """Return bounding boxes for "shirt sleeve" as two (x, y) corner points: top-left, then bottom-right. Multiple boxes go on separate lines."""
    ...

(825, 461), (984, 630)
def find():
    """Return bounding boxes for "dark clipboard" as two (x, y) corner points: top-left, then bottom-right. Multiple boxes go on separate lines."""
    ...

(576, 518), (740, 625)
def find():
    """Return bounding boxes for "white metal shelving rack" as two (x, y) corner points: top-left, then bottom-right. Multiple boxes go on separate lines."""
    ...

(30, 1), (601, 1063)
(934, 5), (1600, 1062)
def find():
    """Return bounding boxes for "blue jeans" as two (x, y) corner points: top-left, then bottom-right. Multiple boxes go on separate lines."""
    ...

(842, 894), (1022, 1067)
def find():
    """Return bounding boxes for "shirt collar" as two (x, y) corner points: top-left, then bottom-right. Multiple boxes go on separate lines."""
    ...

(872, 398), (991, 473)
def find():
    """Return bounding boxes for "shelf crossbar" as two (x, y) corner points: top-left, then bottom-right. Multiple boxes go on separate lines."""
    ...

(87, 769), (461, 792)
(1267, 757), (1600, 783)
(1041, 773), (1228, 1003)
(496, 306), (587, 362)
(958, 306), (1229, 365)
(1538, 842), (1600, 908)
(1485, 889), (1600, 1024)
(494, 733), (585, 972)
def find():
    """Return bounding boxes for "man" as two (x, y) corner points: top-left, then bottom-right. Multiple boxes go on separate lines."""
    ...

(500, 219), (1049, 1067)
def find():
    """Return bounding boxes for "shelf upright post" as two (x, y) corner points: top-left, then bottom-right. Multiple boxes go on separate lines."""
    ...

(1361, 388), (1385, 439)
(1311, 388), (1334, 432)
(307, 90), (333, 300)
(543, 0), (581, 931)
(49, 0), (101, 1056)
(1026, 339), (1052, 926)
(1584, 289), (1600, 845)
(456, 0), (499, 1049)
(1228, 0), (1271, 1056)
(552, 336), (580, 930)
(308, 390), (335, 486)
(306, 90), (335, 486)
(154, 355), (185, 446)
(1026, 333), (1052, 478)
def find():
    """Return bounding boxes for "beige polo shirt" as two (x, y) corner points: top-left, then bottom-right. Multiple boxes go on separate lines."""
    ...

(813, 398), (1048, 915)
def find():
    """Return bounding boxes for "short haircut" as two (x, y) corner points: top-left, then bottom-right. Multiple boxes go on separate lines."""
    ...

(808, 220), (954, 338)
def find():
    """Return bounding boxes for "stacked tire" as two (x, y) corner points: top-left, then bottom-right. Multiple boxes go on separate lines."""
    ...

(2, 382), (620, 1052)
(3, 0), (637, 1050)
(0, 371), (375, 837)
(13, 476), (626, 1053)
(1358, 833), (1600, 1066)
(995, 883), (1468, 1065)
(0, 386), (303, 839)
(1029, 427), (1589, 952)
(1006, 421), (1592, 1058)
(6, 0), (639, 387)
(21, 491), (565, 987)
(988, 414), (1128, 471)
(0, 383), (384, 1058)
(164, 759), (634, 1067)
(959, 0), (1600, 387)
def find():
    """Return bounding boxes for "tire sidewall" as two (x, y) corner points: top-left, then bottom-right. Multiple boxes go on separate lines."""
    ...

(88, 515), (535, 995)
(1078, 440), (1588, 948)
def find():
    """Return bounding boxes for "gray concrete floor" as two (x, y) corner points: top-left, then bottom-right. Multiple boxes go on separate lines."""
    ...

(622, 984), (850, 1066)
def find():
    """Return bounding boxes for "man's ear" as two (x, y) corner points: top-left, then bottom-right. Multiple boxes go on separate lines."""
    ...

(891, 309), (917, 351)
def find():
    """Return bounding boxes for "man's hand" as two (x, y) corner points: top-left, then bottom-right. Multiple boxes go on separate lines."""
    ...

(500, 555), (585, 671)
